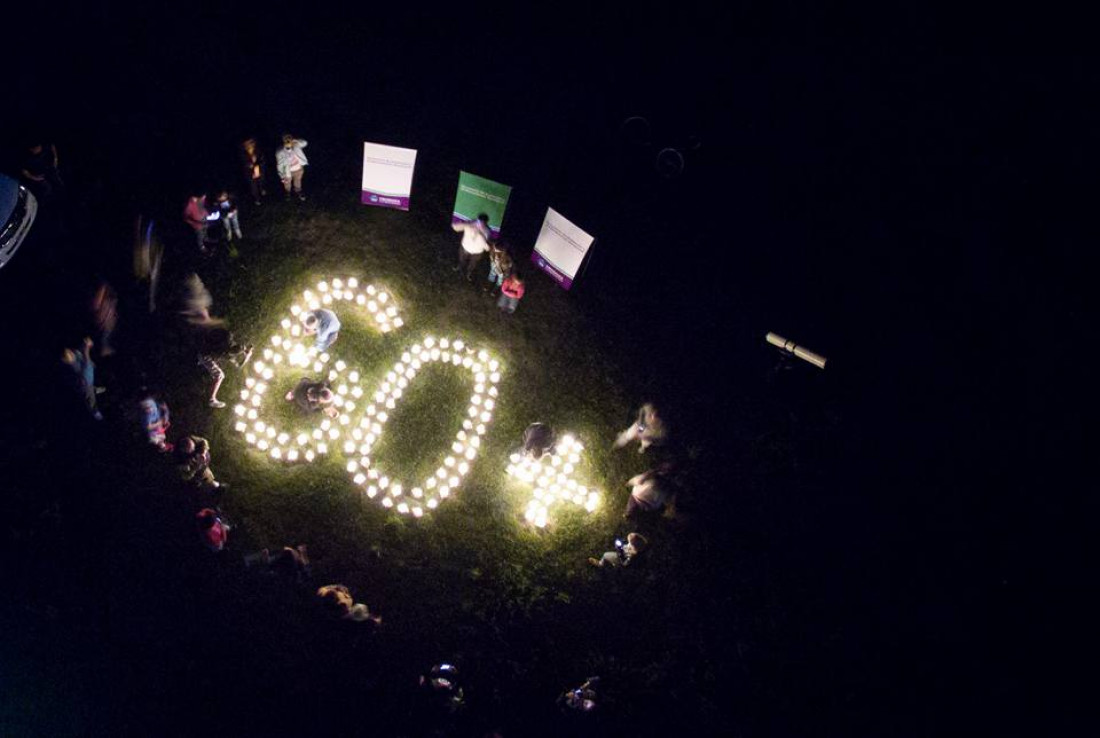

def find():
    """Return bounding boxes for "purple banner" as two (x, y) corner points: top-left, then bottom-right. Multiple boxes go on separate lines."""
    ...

(451, 214), (502, 240)
(362, 190), (410, 211)
(530, 250), (574, 290)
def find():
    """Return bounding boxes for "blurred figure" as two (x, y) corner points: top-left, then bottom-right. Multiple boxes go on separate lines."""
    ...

(178, 273), (221, 326)
(522, 422), (555, 460)
(419, 663), (466, 715)
(301, 308), (340, 351)
(452, 213), (491, 280)
(197, 326), (253, 408)
(497, 272), (525, 314)
(196, 508), (230, 552)
(285, 377), (338, 417)
(61, 337), (102, 421)
(175, 435), (227, 491)
(484, 241), (513, 296)
(214, 190), (242, 242)
(244, 545), (311, 581)
(625, 464), (674, 517)
(589, 532), (648, 568)
(90, 282), (118, 357)
(138, 393), (172, 451)
(275, 134), (309, 201)
(183, 191), (215, 253)
(558, 676), (599, 714)
(240, 137), (267, 205)
(614, 403), (666, 453)
(20, 141), (63, 201)
(316, 584), (382, 625)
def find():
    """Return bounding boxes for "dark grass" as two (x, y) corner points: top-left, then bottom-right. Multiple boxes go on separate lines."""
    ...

(130, 175), (704, 735)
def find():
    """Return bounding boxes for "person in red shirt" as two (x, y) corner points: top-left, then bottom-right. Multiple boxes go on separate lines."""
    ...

(183, 192), (212, 252)
(497, 273), (525, 314)
(196, 508), (230, 552)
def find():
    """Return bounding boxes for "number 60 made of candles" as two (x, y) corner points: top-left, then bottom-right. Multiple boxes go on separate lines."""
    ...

(232, 277), (601, 527)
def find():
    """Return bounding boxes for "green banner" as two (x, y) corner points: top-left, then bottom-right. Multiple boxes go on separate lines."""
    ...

(452, 171), (512, 239)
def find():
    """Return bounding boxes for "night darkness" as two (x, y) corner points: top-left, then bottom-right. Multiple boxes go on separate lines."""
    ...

(2, 4), (1085, 737)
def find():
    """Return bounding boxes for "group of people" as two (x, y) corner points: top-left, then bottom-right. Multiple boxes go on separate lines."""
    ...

(522, 410), (677, 572)
(34, 129), (688, 735)
(452, 213), (526, 314)
(180, 133), (310, 255)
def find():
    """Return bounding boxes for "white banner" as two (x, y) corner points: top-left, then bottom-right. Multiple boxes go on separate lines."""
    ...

(360, 142), (417, 210)
(530, 207), (595, 290)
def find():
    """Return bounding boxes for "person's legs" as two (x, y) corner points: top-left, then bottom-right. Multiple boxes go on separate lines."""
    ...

(194, 226), (206, 251)
(457, 247), (470, 273)
(230, 212), (242, 238)
(248, 177), (262, 204)
(282, 176), (292, 198)
(464, 251), (483, 280)
(292, 168), (304, 199)
(222, 217), (233, 241)
(497, 295), (518, 313)
(200, 356), (226, 407)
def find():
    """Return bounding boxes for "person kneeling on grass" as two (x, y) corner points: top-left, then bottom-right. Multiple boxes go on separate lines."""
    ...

(523, 422), (555, 460)
(176, 436), (228, 492)
(138, 393), (172, 451)
(614, 402), (667, 453)
(316, 584), (382, 625)
(196, 508), (230, 552)
(624, 464), (675, 517)
(497, 272), (525, 314)
(301, 308), (340, 351)
(589, 532), (648, 568)
(285, 377), (338, 417)
(244, 545), (312, 582)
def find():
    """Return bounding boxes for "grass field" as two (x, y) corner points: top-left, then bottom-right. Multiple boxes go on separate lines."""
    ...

(146, 175), (715, 734)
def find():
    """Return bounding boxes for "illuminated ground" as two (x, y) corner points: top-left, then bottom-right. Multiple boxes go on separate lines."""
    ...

(98, 178), (703, 735)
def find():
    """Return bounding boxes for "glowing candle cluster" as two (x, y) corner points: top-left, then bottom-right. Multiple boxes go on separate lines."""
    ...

(231, 278), (503, 519)
(233, 278), (401, 463)
(507, 435), (601, 528)
(350, 336), (503, 517)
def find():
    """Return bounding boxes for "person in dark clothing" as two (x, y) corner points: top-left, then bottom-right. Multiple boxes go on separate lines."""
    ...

(240, 137), (267, 205)
(284, 377), (338, 417)
(20, 141), (63, 200)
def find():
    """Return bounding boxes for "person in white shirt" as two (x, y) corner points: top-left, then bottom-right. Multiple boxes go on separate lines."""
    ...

(275, 134), (309, 201)
(451, 213), (491, 281)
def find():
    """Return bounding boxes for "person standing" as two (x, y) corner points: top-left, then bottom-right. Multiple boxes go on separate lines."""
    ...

(451, 213), (491, 281)
(214, 191), (242, 242)
(240, 137), (267, 205)
(484, 241), (513, 296)
(275, 134), (309, 201)
(61, 337), (102, 420)
(497, 273), (525, 314)
(183, 192), (212, 252)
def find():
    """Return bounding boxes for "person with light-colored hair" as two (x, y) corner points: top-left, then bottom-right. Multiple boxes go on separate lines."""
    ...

(275, 134), (309, 200)
(613, 402), (666, 453)
(301, 308), (340, 351)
